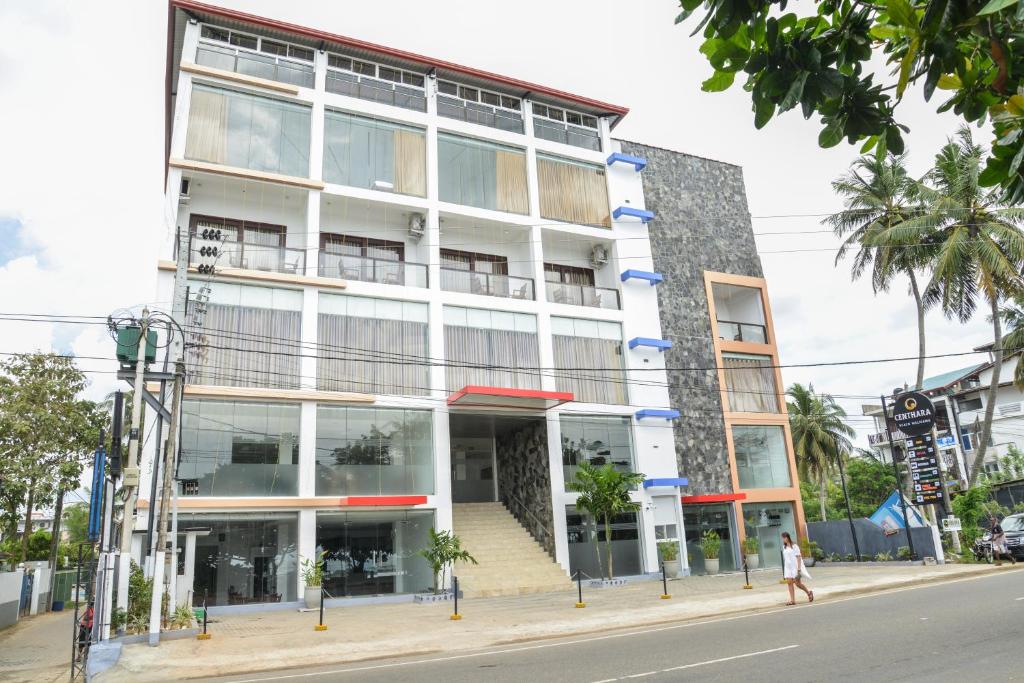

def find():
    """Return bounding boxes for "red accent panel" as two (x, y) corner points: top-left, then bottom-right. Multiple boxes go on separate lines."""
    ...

(341, 496), (428, 507)
(681, 493), (748, 504)
(447, 385), (574, 409)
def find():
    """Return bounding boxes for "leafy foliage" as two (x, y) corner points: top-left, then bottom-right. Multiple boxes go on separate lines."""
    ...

(676, 0), (1024, 201)
(300, 551), (326, 587)
(788, 383), (856, 521)
(700, 530), (722, 560)
(567, 462), (645, 579)
(952, 482), (993, 546)
(418, 528), (477, 594)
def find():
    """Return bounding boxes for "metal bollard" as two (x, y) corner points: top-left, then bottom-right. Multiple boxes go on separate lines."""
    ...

(660, 563), (671, 599)
(742, 557), (752, 590)
(575, 571), (586, 608)
(450, 576), (462, 620)
(197, 591), (211, 640)
(314, 585), (327, 631)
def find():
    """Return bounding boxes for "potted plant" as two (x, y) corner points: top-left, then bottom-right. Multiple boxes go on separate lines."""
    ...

(800, 539), (816, 567)
(658, 541), (681, 578)
(742, 535), (759, 570)
(567, 462), (645, 580)
(300, 552), (326, 609)
(419, 528), (477, 594)
(700, 530), (721, 574)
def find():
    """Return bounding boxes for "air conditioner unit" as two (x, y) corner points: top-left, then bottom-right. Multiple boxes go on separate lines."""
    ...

(590, 244), (609, 268)
(408, 213), (426, 239)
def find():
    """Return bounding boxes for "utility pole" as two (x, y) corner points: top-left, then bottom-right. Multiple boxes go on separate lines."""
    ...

(116, 311), (149, 617)
(836, 452), (861, 560)
(881, 394), (916, 560)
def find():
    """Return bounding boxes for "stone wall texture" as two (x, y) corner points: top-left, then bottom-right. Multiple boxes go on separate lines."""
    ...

(495, 420), (556, 557)
(617, 141), (763, 495)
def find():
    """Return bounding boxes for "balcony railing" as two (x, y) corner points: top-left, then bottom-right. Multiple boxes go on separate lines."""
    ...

(868, 428), (909, 446)
(717, 320), (768, 344)
(191, 241), (306, 275)
(196, 43), (315, 88)
(440, 268), (534, 300)
(326, 70), (427, 112)
(545, 282), (620, 310)
(318, 251), (428, 288)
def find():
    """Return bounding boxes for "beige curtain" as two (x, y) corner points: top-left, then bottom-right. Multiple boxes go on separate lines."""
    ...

(537, 157), (611, 227)
(317, 314), (429, 395)
(393, 130), (426, 197)
(722, 356), (778, 412)
(444, 325), (539, 390)
(495, 150), (528, 214)
(185, 88), (228, 164)
(552, 336), (627, 404)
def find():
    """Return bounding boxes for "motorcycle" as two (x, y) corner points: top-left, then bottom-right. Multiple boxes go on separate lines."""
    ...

(972, 532), (994, 564)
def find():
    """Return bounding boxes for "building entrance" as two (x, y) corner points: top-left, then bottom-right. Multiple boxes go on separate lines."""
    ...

(450, 415), (497, 503)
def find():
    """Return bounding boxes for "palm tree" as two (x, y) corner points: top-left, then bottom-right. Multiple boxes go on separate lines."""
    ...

(787, 383), (856, 521)
(826, 154), (930, 389)
(887, 127), (1024, 484)
(998, 296), (1024, 390)
(567, 462), (645, 579)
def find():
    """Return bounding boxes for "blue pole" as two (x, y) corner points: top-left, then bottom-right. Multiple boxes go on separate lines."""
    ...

(87, 445), (106, 542)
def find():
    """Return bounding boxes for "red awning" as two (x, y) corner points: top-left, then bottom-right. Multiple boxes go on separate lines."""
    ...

(340, 496), (427, 507)
(681, 493), (748, 504)
(447, 386), (573, 410)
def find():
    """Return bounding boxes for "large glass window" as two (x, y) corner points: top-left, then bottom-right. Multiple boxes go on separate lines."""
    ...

(551, 318), (627, 405)
(561, 415), (634, 485)
(741, 502), (796, 569)
(712, 282), (767, 344)
(722, 353), (779, 413)
(185, 84), (311, 177)
(322, 111), (426, 197)
(186, 282), (302, 389)
(537, 155), (610, 227)
(181, 512), (298, 606)
(316, 510), (434, 597)
(315, 406), (434, 496)
(443, 306), (539, 390)
(178, 400), (299, 497)
(437, 134), (528, 214)
(683, 504), (737, 574)
(732, 425), (792, 489)
(317, 294), (429, 396)
(565, 506), (643, 579)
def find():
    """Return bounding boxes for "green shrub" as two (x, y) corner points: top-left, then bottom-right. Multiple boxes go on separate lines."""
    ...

(896, 546), (911, 561)
(860, 554), (873, 562)
(844, 553), (856, 562)
(742, 536), (758, 555)
(828, 552), (841, 562)
(875, 551), (893, 561)
(808, 540), (825, 561)
(658, 541), (679, 562)
(700, 530), (722, 560)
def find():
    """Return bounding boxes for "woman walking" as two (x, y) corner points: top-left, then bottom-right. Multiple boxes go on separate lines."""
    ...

(782, 532), (813, 605)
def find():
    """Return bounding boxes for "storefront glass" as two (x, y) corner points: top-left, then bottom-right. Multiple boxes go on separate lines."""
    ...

(560, 415), (634, 486)
(682, 504), (737, 573)
(565, 506), (643, 579)
(316, 510), (434, 596)
(181, 512), (298, 606)
(741, 502), (797, 569)
(732, 425), (792, 489)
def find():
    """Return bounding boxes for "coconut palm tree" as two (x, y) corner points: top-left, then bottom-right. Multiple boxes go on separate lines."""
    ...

(787, 383), (856, 521)
(567, 462), (645, 580)
(826, 154), (930, 389)
(886, 127), (1024, 484)
(998, 296), (1024, 390)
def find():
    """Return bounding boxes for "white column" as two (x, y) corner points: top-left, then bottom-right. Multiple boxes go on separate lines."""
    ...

(300, 289), (318, 389)
(545, 413), (570, 571)
(530, 225), (556, 392)
(299, 401), (317, 497)
(304, 191), (321, 277)
(434, 407), (453, 534)
(297, 509), (317, 600)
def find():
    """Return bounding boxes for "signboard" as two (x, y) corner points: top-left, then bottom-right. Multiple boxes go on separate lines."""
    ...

(942, 516), (962, 532)
(906, 433), (944, 505)
(936, 435), (956, 447)
(869, 490), (927, 530)
(892, 391), (937, 436)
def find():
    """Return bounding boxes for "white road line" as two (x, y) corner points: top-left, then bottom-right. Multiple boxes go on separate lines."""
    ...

(594, 645), (800, 682)
(227, 571), (1014, 683)
(1016, 597), (1024, 601)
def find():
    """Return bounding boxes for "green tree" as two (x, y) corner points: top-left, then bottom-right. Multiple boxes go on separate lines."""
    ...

(889, 128), (1024, 484)
(998, 296), (1024, 390)
(827, 154), (930, 388)
(62, 502), (90, 546)
(567, 462), (645, 579)
(952, 482), (992, 547)
(840, 457), (899, 517)
(787, 383), (856, 521)
(418, 528), (477, 594)
(675, 0), (1024, 201)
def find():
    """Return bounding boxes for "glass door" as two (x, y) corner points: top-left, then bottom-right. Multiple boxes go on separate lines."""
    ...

(683, 503), (738, 573)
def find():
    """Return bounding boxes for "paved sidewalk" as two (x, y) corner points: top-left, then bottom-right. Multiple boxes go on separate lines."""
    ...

(0, 609), (75, 683)
(104, 563), (1009, 681)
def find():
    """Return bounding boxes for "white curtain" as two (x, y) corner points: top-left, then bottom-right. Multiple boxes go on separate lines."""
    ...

(552, 336), (626, 404)
(444, 325), (539, 390)
(722, 356), (778, 412)
(188, 304), (301, 389)
(317, 314), (429, 395)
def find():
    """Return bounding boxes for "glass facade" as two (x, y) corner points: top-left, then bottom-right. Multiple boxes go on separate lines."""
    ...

(437, 133), (528, 214)
(315, 406), (434, 495)
(443, 306), (540, 390)
(732, 425), (792, 489)
(178, 400), (300, 497)
(322, 111), (426, 196)
(560, 415), (634, 485)
(566, 506), (643, 579)
(551, 318), (627, 405)
(316, 510), (434, 596)
(722, 353), (779, 413)
(742, 502), (797, 569)
(182, 512), (298, 606)
(537, 155), (610, 227)
(683, 504), (737, 573)
(185, 84), (311, 177)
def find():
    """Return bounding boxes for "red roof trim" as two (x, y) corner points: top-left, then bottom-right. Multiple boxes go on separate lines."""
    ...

(681, 493), (748, 504)
(341, 496), (427, 507)
(447, 385), (574, 407)
(169, 0), (629, 117)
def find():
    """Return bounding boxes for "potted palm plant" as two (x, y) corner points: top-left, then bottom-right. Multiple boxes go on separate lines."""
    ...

(419, 528), (477, 595)
(743, 535), (760, 570)
(701, 530), (722, 574)
(567, 462), (645, 580)
(300, 552), (326, 609)
(658, 541), (681, 578)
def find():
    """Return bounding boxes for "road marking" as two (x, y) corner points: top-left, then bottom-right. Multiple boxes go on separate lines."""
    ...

(595, 645), (800, 682)
(1016, 597), (1024, 601)
(225, 570), (1017, 683)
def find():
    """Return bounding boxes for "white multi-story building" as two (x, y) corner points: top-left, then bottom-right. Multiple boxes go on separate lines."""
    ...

(135, 1), (804, 609)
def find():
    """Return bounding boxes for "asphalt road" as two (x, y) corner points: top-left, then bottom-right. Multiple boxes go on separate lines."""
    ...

(206, 569), (1024, 683)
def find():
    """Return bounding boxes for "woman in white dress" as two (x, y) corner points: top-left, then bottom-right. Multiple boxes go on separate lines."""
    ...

(781, 532), (813, 606)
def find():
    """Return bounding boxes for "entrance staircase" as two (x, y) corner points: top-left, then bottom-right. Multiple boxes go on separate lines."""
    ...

(452, 502), (573, 598)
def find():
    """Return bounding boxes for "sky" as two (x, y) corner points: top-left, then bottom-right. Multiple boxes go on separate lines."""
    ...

(0, 0), (1000, 444)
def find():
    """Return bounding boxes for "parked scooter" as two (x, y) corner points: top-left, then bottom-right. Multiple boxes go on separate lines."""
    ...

(972, 532), (994, 563)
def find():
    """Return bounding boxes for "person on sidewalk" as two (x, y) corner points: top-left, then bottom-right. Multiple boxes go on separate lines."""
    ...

(781, 532), (813, 606)
(989, 515), (1016, 566)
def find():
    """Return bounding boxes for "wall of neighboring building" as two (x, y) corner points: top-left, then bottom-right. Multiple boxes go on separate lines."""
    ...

(0, 570), (22, 629)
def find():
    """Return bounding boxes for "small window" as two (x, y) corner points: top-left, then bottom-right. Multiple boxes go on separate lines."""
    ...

(288, 45), (314, 62)
(481, 91), (501, 106)
(458, 86), (478, 101)
(229, 33), (257, 50)
(533, 103), (548, 117)
(438, 80), (458, 96)
(260, 39), (288, 56)
(547, 107), (564, 121)
(403, 72), (425, 87)
(328, 54), (352, 71)
(501, 96), (520, 110)
(581, 115), (598, 128)
(352, 60), (376, 76)
(201, 26), (230, 42)
(378, 66), (400, 83)
(566, 112), (583, 126)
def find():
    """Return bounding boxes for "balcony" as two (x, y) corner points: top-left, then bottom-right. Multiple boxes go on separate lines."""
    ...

(190, 240), (306, 275)
(717, 320), (767, 344)
(196, 43), (315, 88)
(440, 268), (534, 300)
(545, 282), (620, 310)
(868, 429), (909, 446)
(326, 70), (426, 112)
(318, 251), (428, 288)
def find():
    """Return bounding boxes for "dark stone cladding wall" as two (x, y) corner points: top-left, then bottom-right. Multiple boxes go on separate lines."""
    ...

(495, 420), (556, 557)
(617, 140), (763, 496)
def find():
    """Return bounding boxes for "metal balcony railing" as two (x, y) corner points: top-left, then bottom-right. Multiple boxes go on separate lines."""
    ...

(196, 43), (315, 88)
(440, 268), (534, 300)
(190, 240), (306, 275)
(318, 251), (428, 288)
(545, 282), (620, 310)
(717, 320), (768, 344)
(868, 429), (909, 446)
